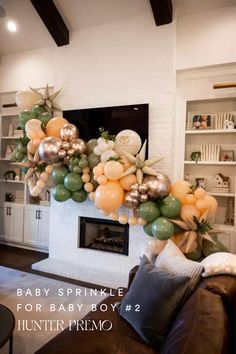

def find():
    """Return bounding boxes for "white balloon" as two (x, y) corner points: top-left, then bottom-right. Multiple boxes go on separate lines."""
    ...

(115, 129), (142, 156)
(107, 140), (115, 149)
(101, 149), (117, 163)
(94, 146), (102, 156)
(97, 137), (106, 145)
(16, 89), (40, 110)
(99, 142), (109, 153)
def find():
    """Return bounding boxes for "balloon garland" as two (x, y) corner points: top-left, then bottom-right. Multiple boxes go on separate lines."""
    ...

(11, 86), (227, 258)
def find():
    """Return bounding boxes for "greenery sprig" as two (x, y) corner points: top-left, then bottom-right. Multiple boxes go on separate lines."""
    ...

(193, 216), (213, 234)
(107, 156), (122, 162)
(99, 127), (116, 141)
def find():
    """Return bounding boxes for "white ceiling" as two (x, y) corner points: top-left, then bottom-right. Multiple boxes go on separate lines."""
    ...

(0, 0), (235, 56)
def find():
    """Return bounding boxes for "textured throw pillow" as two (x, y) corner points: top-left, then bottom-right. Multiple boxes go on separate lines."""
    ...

(119, 255), (190, 351)
(201, 252), (236, 277)
(155, 240), (204, 290)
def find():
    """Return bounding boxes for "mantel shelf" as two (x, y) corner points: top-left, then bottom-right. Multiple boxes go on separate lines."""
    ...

(185, 129), (236, 135)
(184, 161), (236, 165)
(0, 179), (25, 184)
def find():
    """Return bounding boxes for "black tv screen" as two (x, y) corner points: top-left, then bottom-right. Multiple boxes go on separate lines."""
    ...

(63, 103), (149, 146)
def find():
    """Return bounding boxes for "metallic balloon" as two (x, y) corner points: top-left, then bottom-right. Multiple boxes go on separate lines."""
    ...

(143, 174), (171, 201)
(38, 137), (62, 163)
(124, 192), (140, 209)
(61, 141), (70, 151)
(130, 183), (139, 191)
(58, 149), (67, 159)
(71, 138), (87, 154)
(130, 190), (140, 200)
(60, 124), (79, 142)
(67, 148), (76, 157)
(139, 193), (148, 203)
(138, 183), (148, 195)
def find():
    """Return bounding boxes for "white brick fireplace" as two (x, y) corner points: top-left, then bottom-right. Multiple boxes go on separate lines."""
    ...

(32, 198), (147, 288)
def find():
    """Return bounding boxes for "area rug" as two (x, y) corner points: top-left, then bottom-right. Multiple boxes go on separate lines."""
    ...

(0, 266), (107, 354)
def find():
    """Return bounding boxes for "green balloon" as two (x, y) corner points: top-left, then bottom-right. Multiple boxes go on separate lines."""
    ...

(68, 164), (74, 172)
(17, 142), (27, 154)
(152, 217), (174, 240)
(143, 223), (153, 237)
(19, 110), (36, 130)
(53, 184), (71, 202)
(139, 201), (160, 223)
(74, 165), (82, 174)
(32, 105), (47, 117)
(9, 149), (18, 161)
(70, 157), (80, 166)
(86, 139), (98, 155)
(90, 172), (98, 189)
(79, 159), (88, 168)
(185, 248), (203, 261)
(160, 196), (181, 218)
(202, 237), (228, 257)
(72, 189), (87, 203)
(52, 167), (69, 184)
(21, 156), (29, 174)
(88, 153), (100, 169)
(64, 172), (83, 192)
(38, 111), (52, 125)
(15, 151), (25, 162)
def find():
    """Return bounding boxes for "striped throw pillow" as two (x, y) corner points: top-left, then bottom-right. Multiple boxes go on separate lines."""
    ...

(155, 240), (203, 290)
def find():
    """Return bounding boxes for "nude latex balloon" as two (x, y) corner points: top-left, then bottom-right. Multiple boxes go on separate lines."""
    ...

(94, 181), (124, 212)
(180, 204), (200, 222)
(46, 117), (69, 137)
(119, 174), (137, 191)
(171, 181), (191, 204)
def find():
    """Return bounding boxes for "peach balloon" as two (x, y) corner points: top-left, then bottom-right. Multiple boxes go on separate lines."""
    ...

(180, 204), (200, 222)
(184, 194), (196, 205)
(103, 161), (124, 181)
(119, 174), (137, 191)
(94, 181), (124, 212)
(204, 195), (218, 215)
(194, 187), (207, 200)
(120, 155), (131, 171)
(171, 181), (191, 203)
(46, 117), (68, 137)
(35, 130), (46, 139)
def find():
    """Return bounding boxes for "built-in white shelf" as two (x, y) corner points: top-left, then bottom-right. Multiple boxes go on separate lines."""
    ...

(185, 129), (236, 135)
(215, 224), (235, 231)
(0, 179), (25, 184)
(1, 136), (22, 139)
(209, 192), (235, 197)
(184, 161), (236, 165)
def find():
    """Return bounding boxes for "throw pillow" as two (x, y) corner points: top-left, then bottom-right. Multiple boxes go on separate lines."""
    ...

(201, 252), (236, 277)
(119, 255), (190, 351)
(155, 240), (203, 290)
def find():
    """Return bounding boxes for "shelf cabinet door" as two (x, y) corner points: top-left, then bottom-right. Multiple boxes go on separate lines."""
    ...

(0, 206), (10, 240)
(38, 207), (50, 249)
(23, 206), (39, 246)
(9, 204), (24, 243)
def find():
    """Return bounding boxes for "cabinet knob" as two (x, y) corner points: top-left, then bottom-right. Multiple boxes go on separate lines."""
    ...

(36, 210), (38, 219)
(9, 207), (11, 216)
(6, 207), (9, 216)
(38, 210), (41, 220)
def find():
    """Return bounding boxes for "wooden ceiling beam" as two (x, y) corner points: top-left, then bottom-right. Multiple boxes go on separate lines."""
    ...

(30, 0), (69, 46)
(150, 0), (173, 26)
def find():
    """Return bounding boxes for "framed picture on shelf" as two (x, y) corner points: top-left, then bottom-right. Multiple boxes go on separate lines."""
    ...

(195, 178), (206, 190)
(5, 145), (15, 159)
(220, 150), (234, 162)
(187, 113), (213, 130)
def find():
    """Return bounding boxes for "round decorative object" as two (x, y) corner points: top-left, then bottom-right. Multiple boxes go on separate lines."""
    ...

(19, 110), (36, 130)
(16, 89), (40, 110)
(143, 174), (171, 201)
(64, 172), (83, 192)
(71, 138), (87, 154)
(25, 119), (42, 138)
(130, 190), (140, 200)
(143, 222), (153, 236)
(86, 139), (98, 155)
(128, 217), (137, 225)
(151, 217), (174, 240)
(52, 166), (69, 184)
(103, 160), (124, 181)
(72, 189), (87, 203)
(130, 183), (139, 191)
(58, 149), (67, 159)
(46, 117), (69, 138)
(88, 153), (100, 169)
(110, 212), (119, 220)
(119, 174), (137, 191)
(32, 105), (47, 117)
(124, 192), (140, 209)
(180, 204), (200, 222)
(38, 112), (52, 125)
(138, 193), (148, 203)
(118, 215), (128, 224)
(52, 184), (71, 202)
(115, 130), (142, 155)
(38, 137), (62, 163)
(138, 183), (148, 195)
(94, 181), (124, 212)
(160, 196), (181, 218)
(171, 180), (191, 204)
(61, 141), (70, 151)
(84, 182), (94, 193)
(139, 201), (160, 223)
(60, 124), (79, 142)
(100, 149), (117, 163)
(67, 148), (76, 157)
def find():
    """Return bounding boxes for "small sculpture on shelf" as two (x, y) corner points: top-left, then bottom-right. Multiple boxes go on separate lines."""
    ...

(223, 119), (234, 130)
(211, 173), (230, 193)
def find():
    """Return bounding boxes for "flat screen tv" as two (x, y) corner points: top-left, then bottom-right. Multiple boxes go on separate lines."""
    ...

(63, 103), (149, 149)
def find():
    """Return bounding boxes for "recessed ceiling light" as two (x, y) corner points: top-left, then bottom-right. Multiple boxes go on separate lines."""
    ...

(7, 21), (17, 32)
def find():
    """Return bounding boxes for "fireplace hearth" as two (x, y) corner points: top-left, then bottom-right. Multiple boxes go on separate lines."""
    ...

(79, 217), (129, 255)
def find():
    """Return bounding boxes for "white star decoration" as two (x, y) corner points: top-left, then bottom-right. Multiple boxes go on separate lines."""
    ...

(121, 140), (164, 184)
(30, 85), (62, 113)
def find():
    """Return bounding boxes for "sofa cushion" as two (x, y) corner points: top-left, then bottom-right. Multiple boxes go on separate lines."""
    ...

(155, 240), (203, 291)
(201, 252), (236, 277)
(161, 288), (229, 354)
(118, 256), (190, 351)
(35, 289), (157, 354)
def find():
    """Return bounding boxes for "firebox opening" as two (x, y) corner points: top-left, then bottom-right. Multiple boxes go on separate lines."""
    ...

(79, 217), (129, 255)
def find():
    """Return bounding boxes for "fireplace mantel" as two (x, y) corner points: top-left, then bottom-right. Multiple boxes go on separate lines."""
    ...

(33, 198), (147, 288)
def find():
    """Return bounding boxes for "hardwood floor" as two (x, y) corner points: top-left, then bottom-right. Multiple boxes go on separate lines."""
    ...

(0, 244), (110, 290)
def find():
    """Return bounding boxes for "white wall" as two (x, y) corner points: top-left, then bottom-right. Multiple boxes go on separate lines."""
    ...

(176, 6), (236, 70)
(0, 12), (176, 178)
